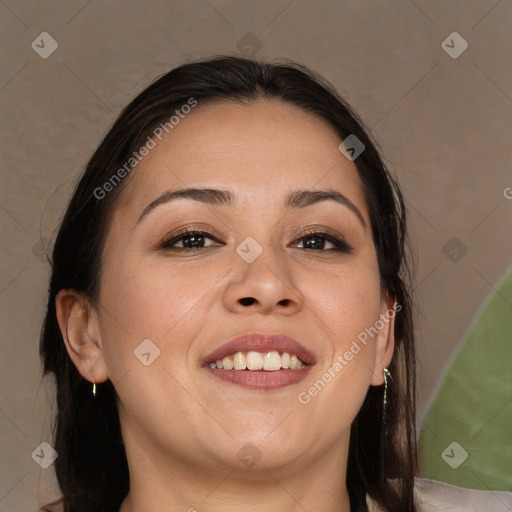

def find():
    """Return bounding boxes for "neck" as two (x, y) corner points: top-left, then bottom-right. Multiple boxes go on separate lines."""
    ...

(118, 430), (352, 512)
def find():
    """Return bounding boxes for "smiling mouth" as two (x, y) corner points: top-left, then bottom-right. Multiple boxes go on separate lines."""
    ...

(202, 350), (312, 391)
(204, 350), (307, 371)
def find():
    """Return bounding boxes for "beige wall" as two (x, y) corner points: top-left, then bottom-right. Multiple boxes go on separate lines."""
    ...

(0, 1), (510, 509)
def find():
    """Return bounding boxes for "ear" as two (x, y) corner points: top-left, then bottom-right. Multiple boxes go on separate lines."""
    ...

(55, 289), (109, 385)
(370, 294), (397, 386)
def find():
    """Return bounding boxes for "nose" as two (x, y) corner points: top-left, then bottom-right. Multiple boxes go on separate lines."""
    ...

(223, 243), (304, 316)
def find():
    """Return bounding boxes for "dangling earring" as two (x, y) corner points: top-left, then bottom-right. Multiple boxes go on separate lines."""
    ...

(382, 367), (391, 424)
(92, 382), (97, 397)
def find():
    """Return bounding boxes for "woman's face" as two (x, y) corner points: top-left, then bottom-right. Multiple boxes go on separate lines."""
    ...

(72, 100), (394, 476)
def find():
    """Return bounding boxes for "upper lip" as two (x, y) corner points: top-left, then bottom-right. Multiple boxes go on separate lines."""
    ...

(201, 333), (317, 367)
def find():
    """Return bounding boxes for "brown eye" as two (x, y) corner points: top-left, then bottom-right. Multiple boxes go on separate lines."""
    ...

(294, 231), (353, 253)
(161, 230), (223, 251)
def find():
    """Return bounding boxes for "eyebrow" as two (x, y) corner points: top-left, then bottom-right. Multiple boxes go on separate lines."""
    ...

(136, 187), (367, 228)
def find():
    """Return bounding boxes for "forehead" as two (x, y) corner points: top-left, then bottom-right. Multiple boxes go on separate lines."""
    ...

(114, 99), (368, 220)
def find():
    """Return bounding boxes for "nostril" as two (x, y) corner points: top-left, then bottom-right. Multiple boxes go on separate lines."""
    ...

(240, 297), (256, 306)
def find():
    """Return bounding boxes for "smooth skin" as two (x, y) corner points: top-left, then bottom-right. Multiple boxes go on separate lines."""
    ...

(56, 99), (395, 512)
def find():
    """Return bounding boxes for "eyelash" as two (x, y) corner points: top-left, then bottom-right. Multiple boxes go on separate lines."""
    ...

(160, 228), (353, 253)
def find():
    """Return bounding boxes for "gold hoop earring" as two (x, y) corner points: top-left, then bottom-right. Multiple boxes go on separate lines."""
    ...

(92, 382), (96, 397)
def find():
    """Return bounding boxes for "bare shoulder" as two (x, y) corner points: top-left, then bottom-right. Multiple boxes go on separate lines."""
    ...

(367, 477), (512, 511)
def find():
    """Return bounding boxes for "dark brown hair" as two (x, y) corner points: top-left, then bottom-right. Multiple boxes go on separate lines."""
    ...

(40, 55), (417, 511)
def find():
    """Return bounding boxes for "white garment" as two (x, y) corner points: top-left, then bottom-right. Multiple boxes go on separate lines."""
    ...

(367, 478), (512, 511)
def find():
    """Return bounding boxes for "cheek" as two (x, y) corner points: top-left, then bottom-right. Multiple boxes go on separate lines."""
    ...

(305, 259), (382, 354)
(302, 260), (382, 398)
(97, 259), (217, 376)
(293, 263), (382, 432)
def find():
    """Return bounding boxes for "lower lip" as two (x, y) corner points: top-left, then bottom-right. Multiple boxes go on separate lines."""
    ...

(202, 366), (313, 390)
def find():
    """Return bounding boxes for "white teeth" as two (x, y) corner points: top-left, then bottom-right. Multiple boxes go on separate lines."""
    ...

(263, 351), (281, 371)
(233, 352), (247, 370)
(222, 355), (234, 369)
(207, 351), (306, 370)
(290, 355), (300, 370)
(246, 351), (263, 370)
